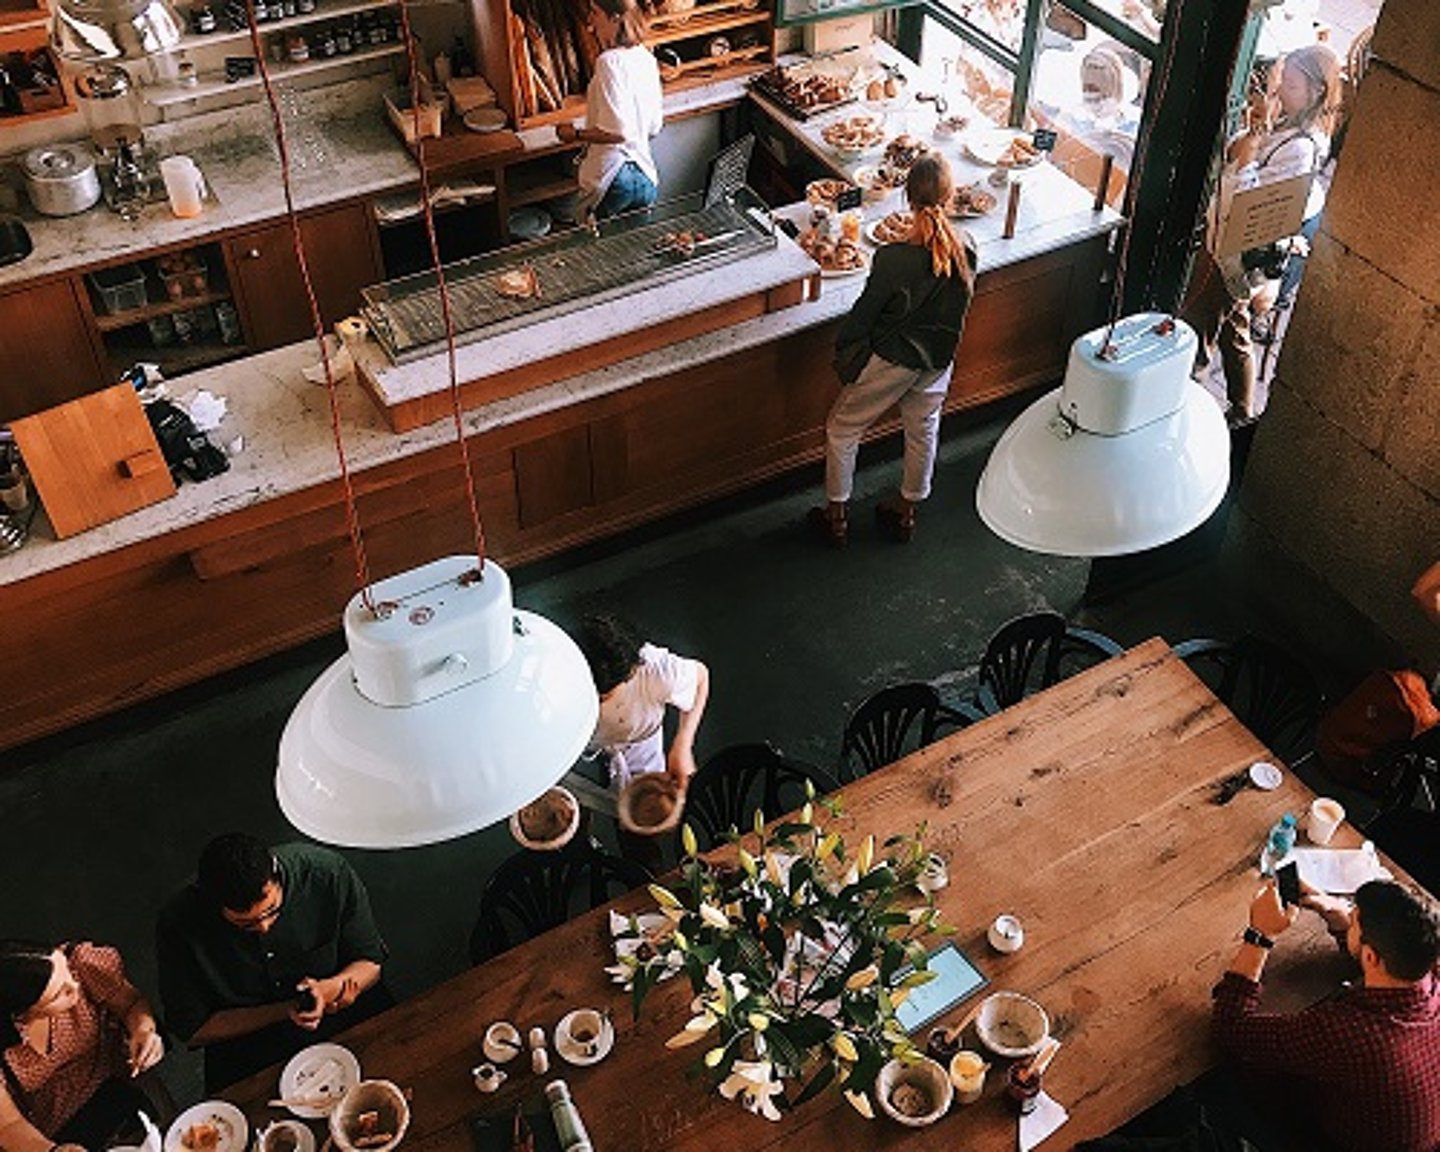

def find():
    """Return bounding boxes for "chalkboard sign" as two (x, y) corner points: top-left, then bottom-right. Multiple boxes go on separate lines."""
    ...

(1032, 128), (1058, 152)
(836, 185), (863, 212)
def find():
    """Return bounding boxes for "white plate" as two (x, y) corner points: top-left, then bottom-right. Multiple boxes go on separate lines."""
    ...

(821, 255), (870, 279)
(964, 127), (1043, 168)
(852, 164), (904, 200)
(1248, 761), (1283, 790)
(279, 1042), (361, 1118)
(555, 1009), (615, 1066)
(463, 108), (508, 132)
(165, 1101), (248, 1152)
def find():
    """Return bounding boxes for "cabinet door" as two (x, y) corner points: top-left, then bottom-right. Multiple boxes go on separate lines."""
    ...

(0, 279), (105, 423)
(227, 202), (381, 350)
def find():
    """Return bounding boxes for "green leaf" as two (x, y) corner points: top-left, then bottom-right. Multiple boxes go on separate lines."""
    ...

(791, 1059), (836, 1107)
(764, 1025), (805, 1075)
(631, 962), (655, 1022)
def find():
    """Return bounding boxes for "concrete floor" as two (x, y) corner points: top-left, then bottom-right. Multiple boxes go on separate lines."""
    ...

(0, 410), (1279, 1101)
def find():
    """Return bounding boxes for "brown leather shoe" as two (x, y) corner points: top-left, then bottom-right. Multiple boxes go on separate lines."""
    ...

(875, 501), (916, 543)
(807, 505), (848, 548)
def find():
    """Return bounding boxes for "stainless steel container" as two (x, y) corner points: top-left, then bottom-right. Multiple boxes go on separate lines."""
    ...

(23, 144), (103, 216)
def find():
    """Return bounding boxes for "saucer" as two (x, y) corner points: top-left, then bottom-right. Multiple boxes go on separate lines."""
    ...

(278, 1043), (360, 1119)
(555, 1010), (615, 1066)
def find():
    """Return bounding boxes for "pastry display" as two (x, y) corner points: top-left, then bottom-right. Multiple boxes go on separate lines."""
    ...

(805, 178), (858, 210)
(882, 134), (929, 172)
(870, 210), (914, 244)
(798, 228), (868, 274)
(949, 184), (997, 217)
(997, 135), (1041, 167)
(821, 114), (885, 153)
(495, 265), (540, 299)
(752, 64), (850, 114)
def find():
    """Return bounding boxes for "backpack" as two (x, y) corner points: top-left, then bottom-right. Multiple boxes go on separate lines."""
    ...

(1315, 669), (1440, 795)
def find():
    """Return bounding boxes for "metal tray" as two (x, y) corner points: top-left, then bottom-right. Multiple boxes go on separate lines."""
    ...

(362, 187), (777, 364)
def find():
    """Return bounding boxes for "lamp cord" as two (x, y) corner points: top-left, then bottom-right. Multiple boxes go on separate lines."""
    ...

(395, 0), (488, 571)
(245, 3), (376, 612)
(1101, 0), (1188, 351)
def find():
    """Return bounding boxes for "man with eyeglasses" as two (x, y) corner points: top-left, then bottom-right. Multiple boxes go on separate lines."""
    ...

(156, 833), (390, 1092)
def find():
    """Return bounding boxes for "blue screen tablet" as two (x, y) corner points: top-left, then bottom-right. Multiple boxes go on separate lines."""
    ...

(893, 942), (989, 1034)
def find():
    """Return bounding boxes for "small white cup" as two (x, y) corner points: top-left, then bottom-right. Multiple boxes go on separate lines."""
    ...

(988, 914), (1024, 954)
(471, 1062), (506, 1093)
(949, 1050), (990, 1104)
(562, 1009), (604, 1056)
(159, 155), (205, 218)
(1307, 797), (1346, 846)
(917, 852), (948, 894)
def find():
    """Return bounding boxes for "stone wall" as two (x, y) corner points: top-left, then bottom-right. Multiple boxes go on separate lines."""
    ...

(1227, 0), (1440, 675)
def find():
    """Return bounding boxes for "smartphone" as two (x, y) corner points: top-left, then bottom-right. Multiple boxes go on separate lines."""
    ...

(295, 986), (319, 1013)
(1277, 860), (1301, 907)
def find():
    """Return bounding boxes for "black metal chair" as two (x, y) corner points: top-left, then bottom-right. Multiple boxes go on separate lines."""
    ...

(682, 742), (840, 850)
(1173, 635), (1324, 766)
(469, 836), (653, 964)
(1364, 725), (1440, 893)
(839, 682), (947, 782)
(975, 611), (1124, 714)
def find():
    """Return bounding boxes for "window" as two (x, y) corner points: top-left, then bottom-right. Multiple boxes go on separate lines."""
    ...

(916, 14), (1016, 125)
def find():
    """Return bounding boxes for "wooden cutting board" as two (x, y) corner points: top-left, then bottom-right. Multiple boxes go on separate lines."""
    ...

(10, 382), (175, 539)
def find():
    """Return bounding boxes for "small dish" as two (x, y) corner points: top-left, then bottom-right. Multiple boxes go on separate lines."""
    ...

(165, 1101), (248, 1152)
(510, 785), (580, 850)
(617, 773), (683, 835)
(329, 1079), (408, 1152)
(975, 991), (1049, 1060)
(555, 1008), (615, 1066)
(278, 1043), (360, 1119)
(260, 1120), (316, 1152)
(463, 108), (508, 132)
(1249, 761), (1283, 790)
(876, 1056), (952, 1126)
(483, 1020), (523, 1063)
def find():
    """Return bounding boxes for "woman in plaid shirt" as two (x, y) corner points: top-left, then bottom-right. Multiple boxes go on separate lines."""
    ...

(1212, 878), (1440, 1151)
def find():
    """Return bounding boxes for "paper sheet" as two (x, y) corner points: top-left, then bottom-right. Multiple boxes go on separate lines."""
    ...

(1018, 1091), (1069, 1151)
(517, 125), (561, 151)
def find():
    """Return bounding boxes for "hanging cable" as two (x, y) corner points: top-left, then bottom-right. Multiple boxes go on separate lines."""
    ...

(1101, 0), (1189, 351)
(244, 1), (376, 612)
(395, 0), (488, 573)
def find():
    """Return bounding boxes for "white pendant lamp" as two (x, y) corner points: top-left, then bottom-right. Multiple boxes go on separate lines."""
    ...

(52, 0), (183, 61)
(976, 313), (1231, 558)
(277, 557), (598, 849)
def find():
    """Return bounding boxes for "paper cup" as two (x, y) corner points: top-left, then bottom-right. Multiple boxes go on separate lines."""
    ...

(1307, 797), (1345, 845)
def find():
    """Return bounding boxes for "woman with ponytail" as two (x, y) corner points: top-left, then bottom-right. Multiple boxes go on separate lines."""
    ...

(811, 154), (978, 546)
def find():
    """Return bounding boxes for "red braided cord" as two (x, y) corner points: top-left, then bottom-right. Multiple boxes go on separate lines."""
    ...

(396, 0), (488, 570)
(244, 2), (376, 612)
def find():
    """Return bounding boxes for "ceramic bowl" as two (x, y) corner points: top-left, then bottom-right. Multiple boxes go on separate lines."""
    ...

(974, 991), (1049, 1060)
(482, 1020), (523, 1063)
(329, 1080), (408, 1152)
(876, 1056), (953, 1126)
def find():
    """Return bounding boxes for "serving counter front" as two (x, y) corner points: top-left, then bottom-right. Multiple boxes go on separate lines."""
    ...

(0, 73), (1123, 753)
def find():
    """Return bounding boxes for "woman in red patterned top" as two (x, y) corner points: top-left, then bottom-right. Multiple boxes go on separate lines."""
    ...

(1, 941), (165, 1152)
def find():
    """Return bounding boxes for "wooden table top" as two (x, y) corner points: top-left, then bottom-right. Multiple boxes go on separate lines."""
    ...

(227, 637), (1370, 1151)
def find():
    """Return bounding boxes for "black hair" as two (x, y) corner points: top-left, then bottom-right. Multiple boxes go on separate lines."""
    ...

(0, 940), (57, 1048)
(1354, 880), (1440, 982)
(575, 614), (644, 696)
(197, 833), (278, 913)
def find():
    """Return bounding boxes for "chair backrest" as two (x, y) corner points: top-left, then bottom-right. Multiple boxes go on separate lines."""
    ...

(977, 612), (1068, 710)
(683, 742), (840, 850)
(839, 682), (942, 782)
(1054, 625), (1125, 682)
(470, 837), (652, 964)
(1174, 635), (1323, 764)
(1366, 725), (1440, 893)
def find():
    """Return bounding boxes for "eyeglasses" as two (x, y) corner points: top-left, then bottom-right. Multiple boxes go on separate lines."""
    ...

(224, 883), (284, 931)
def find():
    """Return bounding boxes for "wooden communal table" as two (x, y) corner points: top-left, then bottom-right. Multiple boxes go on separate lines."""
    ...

(226, 638), (1368, 1150)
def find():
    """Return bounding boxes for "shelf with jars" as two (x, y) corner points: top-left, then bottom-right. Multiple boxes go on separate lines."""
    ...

(144, 0), (402, 106)
(0, 0), (73, 123)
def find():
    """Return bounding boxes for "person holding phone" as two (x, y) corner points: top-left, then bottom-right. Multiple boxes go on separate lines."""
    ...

(156, 834), (391, 1092)
(1209, 878), (1440, 1151)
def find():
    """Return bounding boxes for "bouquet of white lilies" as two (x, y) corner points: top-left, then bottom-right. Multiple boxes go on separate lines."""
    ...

(619, 786), (948, 1121)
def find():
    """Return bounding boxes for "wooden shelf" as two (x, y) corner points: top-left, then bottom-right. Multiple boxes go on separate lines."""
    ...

(170, 0), (397, 49)
(645, 5), (768, 47)
(508, 174), (577, 207)
(92, 289), (236, 331)
(147, 41), (404, 106)
(105, 337), (249, 378)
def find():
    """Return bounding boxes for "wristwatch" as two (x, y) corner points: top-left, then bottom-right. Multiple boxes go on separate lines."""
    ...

(1243, 925), (1275, 950)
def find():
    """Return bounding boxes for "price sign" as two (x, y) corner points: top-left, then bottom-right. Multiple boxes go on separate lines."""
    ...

(836, 185), (864, 212)
(1031, 128), (1058, 152)
(1216, 172), (1311, 257)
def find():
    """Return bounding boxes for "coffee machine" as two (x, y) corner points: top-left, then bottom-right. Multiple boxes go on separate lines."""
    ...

(74, 63), (151, 218)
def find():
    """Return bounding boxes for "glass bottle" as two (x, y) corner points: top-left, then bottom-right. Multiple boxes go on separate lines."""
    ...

(545, 1081), (593, 1152)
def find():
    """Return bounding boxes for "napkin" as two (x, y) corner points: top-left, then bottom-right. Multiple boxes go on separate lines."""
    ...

(1018, 1091), (1068, 1151)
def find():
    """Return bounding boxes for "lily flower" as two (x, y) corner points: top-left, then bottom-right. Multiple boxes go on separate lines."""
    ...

(718, 1060), (784, 1121)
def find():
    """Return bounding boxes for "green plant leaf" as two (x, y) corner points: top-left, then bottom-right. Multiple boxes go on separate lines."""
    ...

(791, 1059), (836, 1107)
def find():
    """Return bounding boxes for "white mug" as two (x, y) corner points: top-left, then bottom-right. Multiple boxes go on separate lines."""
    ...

(159, 155), (205, 218)
(471, 1062), (506, 1093)
(1307, 797), (1346, 846)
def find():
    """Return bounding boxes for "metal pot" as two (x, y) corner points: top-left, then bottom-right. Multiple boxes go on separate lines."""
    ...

(23, 143), (102, 217)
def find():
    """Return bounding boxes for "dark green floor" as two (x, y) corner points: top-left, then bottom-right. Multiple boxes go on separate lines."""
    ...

(0, 412), (1272, 1100)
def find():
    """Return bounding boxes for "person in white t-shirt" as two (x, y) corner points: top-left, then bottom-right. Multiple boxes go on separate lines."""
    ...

(576, 614), (709, 791)
(557, 0), (664, 220)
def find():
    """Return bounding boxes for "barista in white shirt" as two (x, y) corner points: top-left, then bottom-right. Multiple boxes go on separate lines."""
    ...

(557, 0), (664, 220)
(575, 614), (709, 790)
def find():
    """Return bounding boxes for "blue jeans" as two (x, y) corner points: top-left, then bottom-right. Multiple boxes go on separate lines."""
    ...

(595, 161), (657, 219)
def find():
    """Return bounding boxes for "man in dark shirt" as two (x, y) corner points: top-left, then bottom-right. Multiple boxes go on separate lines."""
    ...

(156, 833), (390, 1091)
(1211, 877), (1440, 1151)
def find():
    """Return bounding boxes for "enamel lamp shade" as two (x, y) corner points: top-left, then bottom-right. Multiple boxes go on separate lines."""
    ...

(276, 557), (598, 849)
(976, 314), (1231, 558)
(52, 0), (184, 60)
